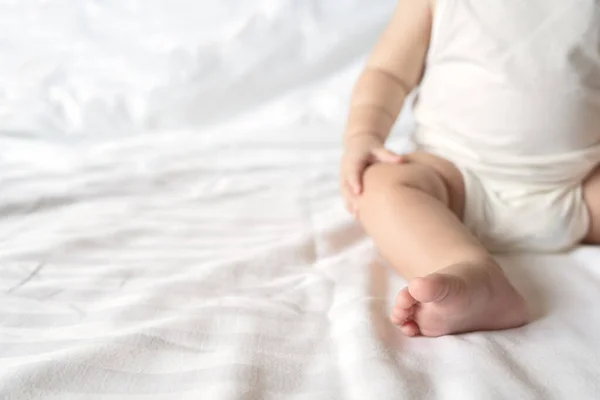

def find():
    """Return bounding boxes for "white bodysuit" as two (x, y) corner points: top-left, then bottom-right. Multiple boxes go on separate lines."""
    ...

(412, 0), (600, 252)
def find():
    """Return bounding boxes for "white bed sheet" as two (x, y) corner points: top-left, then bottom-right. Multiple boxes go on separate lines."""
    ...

(1, 1), (600, 399)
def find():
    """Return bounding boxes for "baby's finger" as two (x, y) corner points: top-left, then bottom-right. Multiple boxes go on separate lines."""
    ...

(342, 182), (357, 215)
(372, 148), (405, 164)
(345, 198), (357, 217)
(347, 164), (365, 195)
(342, 186), (352, 213)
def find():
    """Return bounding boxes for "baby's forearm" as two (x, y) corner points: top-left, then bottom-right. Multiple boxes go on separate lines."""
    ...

(344, 67), (410, 146)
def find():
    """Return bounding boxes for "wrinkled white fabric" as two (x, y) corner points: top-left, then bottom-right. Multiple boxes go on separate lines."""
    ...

(2, 1), (600, 399)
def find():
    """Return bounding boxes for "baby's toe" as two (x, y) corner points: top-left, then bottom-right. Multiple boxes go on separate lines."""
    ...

(400, 320), (420, 337)
(390, 306), (413, 325)
(395, 287), (417, 309)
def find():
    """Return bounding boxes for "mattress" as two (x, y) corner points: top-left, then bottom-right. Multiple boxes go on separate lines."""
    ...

(1, 1), (600, 399)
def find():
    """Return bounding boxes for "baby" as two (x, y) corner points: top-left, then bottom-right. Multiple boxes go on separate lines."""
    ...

(340, 0), (600, 337)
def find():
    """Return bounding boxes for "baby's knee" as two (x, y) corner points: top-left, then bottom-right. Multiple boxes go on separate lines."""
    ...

(361, 162), (448, 203)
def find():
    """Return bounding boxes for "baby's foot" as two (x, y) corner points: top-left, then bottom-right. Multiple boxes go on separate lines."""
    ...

(390, 261), (528, 337)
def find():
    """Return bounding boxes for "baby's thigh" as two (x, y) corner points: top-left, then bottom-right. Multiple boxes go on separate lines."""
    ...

(582, 165), (600, 244)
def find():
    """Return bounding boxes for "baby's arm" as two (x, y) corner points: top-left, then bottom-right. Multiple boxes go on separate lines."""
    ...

(345, 0), (432, 146)
(340, 0), (434, 213)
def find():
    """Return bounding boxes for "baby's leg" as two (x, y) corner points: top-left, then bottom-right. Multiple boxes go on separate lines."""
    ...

(358, 153), (527, 337)
(582, 164), (600, 243)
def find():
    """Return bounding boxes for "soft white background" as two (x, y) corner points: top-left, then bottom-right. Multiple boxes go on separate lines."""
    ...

(1, 1), (600, 399)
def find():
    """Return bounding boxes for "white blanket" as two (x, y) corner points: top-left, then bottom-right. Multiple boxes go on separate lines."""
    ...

(2, 1), (600, 399)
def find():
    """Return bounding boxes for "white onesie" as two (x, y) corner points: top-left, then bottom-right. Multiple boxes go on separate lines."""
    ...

(412, 0), (600, 252)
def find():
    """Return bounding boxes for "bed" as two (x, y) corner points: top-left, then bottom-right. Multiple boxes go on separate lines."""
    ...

(2, 1), (600, 399)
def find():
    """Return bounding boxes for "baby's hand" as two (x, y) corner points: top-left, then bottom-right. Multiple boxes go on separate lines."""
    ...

(340, 134), (404, 217)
